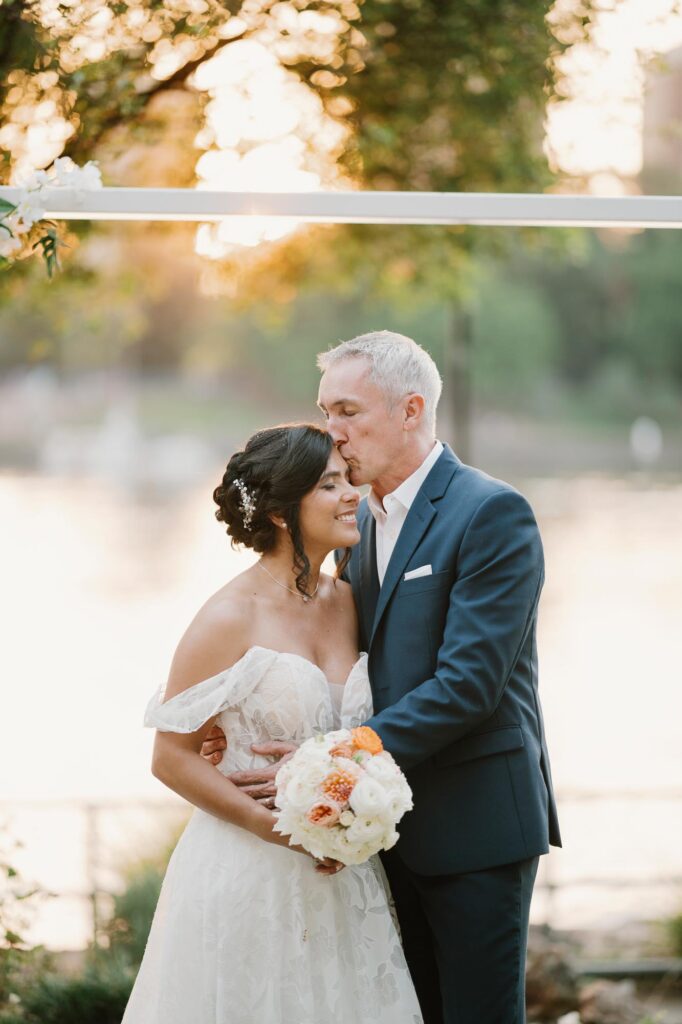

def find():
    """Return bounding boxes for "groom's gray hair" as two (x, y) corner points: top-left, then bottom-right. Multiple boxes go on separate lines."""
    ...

(317, 330), (443, 433)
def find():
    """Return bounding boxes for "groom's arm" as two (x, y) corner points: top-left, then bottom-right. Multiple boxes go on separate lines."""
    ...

(365, 488), (544, 772)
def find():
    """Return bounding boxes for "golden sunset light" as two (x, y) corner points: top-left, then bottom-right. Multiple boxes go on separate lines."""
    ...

(1, 3), (681, 1016)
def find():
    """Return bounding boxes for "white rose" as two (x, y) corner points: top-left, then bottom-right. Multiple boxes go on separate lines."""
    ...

(382, 828), (400, 850)
(347, 816), (385, 844)
(388, 792), (413, 819)
(325, 728), (351, 746)
(280, 775), (320, 813)
(330, 756), (362, 781)
(349, 777), (389, 817)
(365, 755), (401, 784)
(278, 734), (326, 768)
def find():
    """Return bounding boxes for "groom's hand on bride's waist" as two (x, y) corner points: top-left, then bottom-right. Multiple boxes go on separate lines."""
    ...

(200, 728), (297, 805)
(229, 742), (298, 804)
(200, 724), (228, 765)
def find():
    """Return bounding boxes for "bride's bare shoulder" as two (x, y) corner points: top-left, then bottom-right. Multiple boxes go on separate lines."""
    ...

(324, 575), (354, 604)
(322, 574), (359, 639)
(164, 573), (257, 697)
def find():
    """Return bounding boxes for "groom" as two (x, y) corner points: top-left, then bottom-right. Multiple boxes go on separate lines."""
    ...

(205, 331), (561, 1023)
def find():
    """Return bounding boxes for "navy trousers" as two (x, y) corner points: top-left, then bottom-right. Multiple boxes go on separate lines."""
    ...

(381, 850), (539, 1024)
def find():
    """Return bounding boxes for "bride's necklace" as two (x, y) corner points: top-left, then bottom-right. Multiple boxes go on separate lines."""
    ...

(257, 560), (320, 603)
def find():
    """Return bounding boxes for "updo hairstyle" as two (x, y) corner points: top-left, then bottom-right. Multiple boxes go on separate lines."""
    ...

(213, 423), (351, 596)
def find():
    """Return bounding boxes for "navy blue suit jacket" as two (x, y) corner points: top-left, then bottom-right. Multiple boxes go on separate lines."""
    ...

(341, 444), (561, 876)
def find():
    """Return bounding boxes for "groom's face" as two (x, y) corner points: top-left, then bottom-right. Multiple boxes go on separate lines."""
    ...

(317, 358), (401, 487)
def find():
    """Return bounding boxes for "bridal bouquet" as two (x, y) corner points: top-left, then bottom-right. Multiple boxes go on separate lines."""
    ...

(273, 726), (413, 866)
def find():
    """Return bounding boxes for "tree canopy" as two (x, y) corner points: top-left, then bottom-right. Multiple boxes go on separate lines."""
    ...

(1, 1), (589, 224)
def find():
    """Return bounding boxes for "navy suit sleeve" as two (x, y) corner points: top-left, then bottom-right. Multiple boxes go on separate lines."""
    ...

(365, 488), (544, 770)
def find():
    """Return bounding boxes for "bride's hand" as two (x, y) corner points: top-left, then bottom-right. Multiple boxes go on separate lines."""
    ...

(313, 856), (346, 876)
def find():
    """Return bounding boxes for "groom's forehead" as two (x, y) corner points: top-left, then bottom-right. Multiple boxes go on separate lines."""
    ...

(317, 391), (360, 410)
(317, 367), (376, 408)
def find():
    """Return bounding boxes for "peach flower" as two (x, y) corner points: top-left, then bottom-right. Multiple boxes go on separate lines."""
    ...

(351, 726), (384, 756)
(322, 767), (358, 805)
(306, 800), (342, 826)
(329, 742), (355, 760)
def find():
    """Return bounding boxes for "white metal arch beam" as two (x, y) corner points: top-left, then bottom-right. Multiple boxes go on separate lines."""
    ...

(1, 186), (681, 228)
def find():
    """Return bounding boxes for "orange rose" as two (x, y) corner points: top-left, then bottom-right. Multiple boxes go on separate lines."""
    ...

(351, 726), (383, 755)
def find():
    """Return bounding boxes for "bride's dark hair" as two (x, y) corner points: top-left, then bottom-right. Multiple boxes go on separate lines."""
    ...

(213, 423), (352, 596)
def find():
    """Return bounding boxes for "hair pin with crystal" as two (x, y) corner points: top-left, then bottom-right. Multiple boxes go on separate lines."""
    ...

(234, 477), (256, 531)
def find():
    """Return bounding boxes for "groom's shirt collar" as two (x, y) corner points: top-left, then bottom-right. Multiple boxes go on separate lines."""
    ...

(368, 440), (443, 519)
(367, 440), (443, 583)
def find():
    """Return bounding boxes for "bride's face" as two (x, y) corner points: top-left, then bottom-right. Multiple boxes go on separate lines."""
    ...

(297, 448), (361, 553)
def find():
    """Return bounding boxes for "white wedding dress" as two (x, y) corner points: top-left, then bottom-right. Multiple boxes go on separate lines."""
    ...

(122, 645), (423, 1024)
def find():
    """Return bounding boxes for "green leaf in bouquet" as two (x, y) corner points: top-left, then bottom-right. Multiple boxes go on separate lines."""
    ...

(0, 198), (17, 216)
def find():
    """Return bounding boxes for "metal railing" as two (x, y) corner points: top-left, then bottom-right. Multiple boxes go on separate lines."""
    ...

(2, 790), (682, 949)
(1, 186), (681, 229)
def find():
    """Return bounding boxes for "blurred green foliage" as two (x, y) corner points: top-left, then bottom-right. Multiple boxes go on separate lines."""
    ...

(472, 229), (682, 422)
(668, 911), (682, 958)
(0, 961), (133, 1024)
(103, 830), (182, 968)
(0, 225), (679, 429)
(0, 831), (177, 1024)
(0, 849), (50, 1022)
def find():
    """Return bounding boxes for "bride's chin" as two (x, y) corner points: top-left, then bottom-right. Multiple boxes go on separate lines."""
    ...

(328, 528), (360, 547)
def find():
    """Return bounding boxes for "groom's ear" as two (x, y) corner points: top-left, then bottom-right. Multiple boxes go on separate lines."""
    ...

(402, 393), (425, 431)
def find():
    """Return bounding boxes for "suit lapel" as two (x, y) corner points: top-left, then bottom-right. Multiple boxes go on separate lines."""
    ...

(370, 445), (460, 645)
(370, 494), (436, 644)
(358, 504), (380, 644)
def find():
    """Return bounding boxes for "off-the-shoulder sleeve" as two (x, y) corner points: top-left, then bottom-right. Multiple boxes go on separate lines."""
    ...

(144, 646), (278, 733)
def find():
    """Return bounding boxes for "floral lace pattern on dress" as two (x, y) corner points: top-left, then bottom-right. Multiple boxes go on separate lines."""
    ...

(127, 646), (423, 1024)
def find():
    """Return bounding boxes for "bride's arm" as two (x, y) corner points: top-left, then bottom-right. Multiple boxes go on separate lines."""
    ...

(152, 722), (278, 841)
(150, 603), (281, 845)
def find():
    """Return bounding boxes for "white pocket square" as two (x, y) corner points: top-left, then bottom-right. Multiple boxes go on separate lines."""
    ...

(404, 564), (432, 580)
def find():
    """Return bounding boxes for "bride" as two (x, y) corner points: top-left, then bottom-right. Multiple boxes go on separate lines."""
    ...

(121, 423), (423, 1024)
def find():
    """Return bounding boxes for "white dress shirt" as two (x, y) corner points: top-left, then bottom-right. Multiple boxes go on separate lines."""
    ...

(367, 441), (444, 584)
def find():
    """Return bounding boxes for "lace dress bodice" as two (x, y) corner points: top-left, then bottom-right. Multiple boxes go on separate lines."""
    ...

(144, 646), (372, 773)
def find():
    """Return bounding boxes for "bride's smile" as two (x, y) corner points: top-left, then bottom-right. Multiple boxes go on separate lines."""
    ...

(296, 447), (361, 554)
